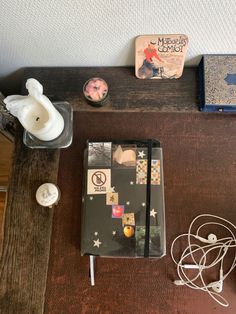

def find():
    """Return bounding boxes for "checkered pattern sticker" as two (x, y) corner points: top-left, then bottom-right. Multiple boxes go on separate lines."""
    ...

(136, 159), (161, 185)
(151, 160), (160, 185)
(136, 159), (147, 184)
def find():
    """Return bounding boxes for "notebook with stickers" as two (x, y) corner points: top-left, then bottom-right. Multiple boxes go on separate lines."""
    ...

(81, 140), (166, 258)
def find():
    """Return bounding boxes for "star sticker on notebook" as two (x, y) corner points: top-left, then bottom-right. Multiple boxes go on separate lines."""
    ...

(109, 186), (115, 193)
(138, 151), (146, 158)
(93, 239), (102, 248)
(150, 209), (157, 218)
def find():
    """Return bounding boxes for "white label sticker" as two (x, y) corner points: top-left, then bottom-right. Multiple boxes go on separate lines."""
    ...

(87, 169), (111, 194)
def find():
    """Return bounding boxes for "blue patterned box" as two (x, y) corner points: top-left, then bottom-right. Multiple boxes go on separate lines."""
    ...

(199, 55), (236, 112)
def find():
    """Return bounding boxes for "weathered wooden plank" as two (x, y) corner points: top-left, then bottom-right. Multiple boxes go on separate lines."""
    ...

(0, 134), (13, 187)
(22, 67), (198, 112)
(0, 125), (60, 313)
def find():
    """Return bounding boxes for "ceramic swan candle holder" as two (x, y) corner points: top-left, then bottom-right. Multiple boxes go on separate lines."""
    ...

(4, 78), (64, 141)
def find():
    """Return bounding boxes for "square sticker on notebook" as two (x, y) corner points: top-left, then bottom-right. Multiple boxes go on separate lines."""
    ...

(135, 34), (188, 79)
(136, 159), (147, 184)
(87, 169), (111, 194)
(88, 142), (111, 167)
(151, 160), (161, 185)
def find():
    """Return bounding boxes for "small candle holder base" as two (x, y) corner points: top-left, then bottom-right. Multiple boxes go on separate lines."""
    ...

(23, 102), (73, 149)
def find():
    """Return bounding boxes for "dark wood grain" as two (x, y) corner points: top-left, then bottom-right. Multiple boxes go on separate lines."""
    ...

(22, 67), (198, 112)
(2, 67), (236, 314)
(0, 125), (60, 313)
(0, 192), (6, 243)
(0, 133), (13, 187)
(45, 111), (236, 314)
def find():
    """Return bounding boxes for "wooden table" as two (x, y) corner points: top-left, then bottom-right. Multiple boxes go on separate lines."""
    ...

(1, 67), (236, 314)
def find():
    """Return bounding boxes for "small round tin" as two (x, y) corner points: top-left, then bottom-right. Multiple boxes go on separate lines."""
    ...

(83, 77), (108, 107)
(36, 183), (60, 208)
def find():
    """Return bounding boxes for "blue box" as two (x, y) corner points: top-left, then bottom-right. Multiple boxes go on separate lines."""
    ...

(198, 55), (236, 112)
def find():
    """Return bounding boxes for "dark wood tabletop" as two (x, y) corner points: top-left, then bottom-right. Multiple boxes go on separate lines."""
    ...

(1, 67), (236, 314)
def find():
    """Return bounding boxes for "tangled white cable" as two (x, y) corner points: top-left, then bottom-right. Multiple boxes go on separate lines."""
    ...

(170, 214), (236, 307)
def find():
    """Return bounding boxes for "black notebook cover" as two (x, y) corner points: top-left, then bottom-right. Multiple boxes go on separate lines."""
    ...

(81, 140), (166, 258)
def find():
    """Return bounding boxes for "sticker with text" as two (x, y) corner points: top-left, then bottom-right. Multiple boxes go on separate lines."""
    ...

(87, 169), (111, 194)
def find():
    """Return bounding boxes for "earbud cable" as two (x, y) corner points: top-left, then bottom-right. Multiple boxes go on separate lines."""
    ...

(171, 214), (236, 307)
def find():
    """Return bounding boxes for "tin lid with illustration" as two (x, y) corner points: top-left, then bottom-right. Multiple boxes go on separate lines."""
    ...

(36, 183), (60, 207)
(135, 34), (188, 79)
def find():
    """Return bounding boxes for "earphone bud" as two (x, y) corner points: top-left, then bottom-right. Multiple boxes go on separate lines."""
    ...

(194, 233), (217, 244)
(208, 233), (218, 243)
(208, 280), (223, 293)
(174, 280), (185, 286)
(170, 214), (236, 307)
(211, 268), (224, 293)
(174, 279), (223, 292)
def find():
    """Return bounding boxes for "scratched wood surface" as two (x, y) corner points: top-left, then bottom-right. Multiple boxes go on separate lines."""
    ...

(45, 111), (236, 314)
(22, 67), (198, 112)
(1, 66), (236, 314)
(0, 134), (13, 249)
(0, 133), (13, 187)
(0, 192), (6, 245)
(0, 125), (60, 313)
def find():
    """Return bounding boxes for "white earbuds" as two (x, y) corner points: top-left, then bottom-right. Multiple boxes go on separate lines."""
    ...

(194, 233), (217, 244)
(207, 269), (224, 293)
(171, 214), (236, 307)
(208, 280), (223, 293)
(174, 278), (223, 293)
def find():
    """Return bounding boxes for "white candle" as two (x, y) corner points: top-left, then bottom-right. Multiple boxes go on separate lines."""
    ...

(4, 78), (64, 141)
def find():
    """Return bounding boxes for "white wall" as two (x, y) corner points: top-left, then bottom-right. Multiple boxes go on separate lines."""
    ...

(1, 0), (236, 78)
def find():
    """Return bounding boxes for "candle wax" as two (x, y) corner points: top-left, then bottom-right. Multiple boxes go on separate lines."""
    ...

(4, 79), (65, 141)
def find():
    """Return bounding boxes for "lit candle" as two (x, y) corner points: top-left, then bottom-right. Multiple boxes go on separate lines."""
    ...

(4, 78), (64, 141)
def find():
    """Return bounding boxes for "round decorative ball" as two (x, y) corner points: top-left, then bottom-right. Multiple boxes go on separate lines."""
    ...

(36, 183), (60, 208)
(123, 226), (135, 238)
